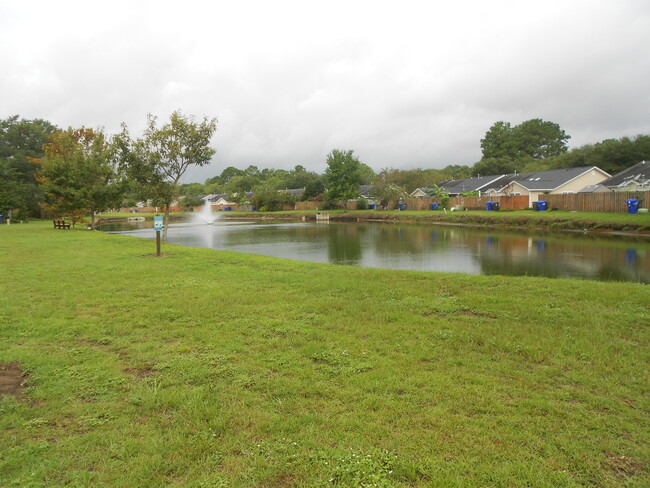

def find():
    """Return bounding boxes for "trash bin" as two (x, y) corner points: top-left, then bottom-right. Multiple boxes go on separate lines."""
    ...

(486, 201), (494, 211)
(0, 215), (3, 224)
(532, 202), (539, 211)
(492, 202), (500, 211)
(398, 202), (406, 211)
(369, 203), (376, 210)
(430, 202), (439, 210)
(626, 199), (639, 214)
(538, 201), (548, 211)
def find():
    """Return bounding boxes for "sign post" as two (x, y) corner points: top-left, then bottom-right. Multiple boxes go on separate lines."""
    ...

(154, 216), (164, 256)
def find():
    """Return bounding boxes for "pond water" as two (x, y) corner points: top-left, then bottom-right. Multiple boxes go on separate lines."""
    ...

(103, 217), (650, 283)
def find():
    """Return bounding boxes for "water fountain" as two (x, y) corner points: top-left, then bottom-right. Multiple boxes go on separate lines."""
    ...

(194, 201), (217, 224)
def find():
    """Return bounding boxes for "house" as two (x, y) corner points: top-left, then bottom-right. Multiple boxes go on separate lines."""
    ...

(437, 174), (508, 196)
(280, 188), (306, 199)
(596, 161), (650, 192)
(359, 185), (376, 199)
(202, 193), (238, 210)
(499, 166), (610, 206)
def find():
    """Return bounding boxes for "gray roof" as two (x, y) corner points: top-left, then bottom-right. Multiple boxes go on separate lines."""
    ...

(439, 174), (506, 194)
(280, 188), (305, 197)
(203, 193), (229, 202)
(578, 184), (604, 193)
(359, 185), (376, 198)
(600, 161), (650, 189)
(510, 166), (608, 191)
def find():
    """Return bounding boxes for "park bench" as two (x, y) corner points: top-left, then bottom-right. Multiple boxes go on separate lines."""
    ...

(53, 219), (71, 229)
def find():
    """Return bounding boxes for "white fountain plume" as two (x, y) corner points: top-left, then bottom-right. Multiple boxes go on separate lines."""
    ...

(195, 200), (217, 224)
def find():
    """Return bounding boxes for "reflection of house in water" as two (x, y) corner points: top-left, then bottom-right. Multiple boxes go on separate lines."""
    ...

(470, 231), (650, 282)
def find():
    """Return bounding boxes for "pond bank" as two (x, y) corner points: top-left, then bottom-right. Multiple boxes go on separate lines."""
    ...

(222, 210), (650, 235)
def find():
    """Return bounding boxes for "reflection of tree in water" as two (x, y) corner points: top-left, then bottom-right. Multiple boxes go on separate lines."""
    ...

(371, 224), (453, 256)
(328, 224), (363, 265)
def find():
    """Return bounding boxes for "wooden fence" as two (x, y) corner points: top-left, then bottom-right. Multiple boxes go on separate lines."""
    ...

(542, 191), (649, 212)
(403, 195), (529, 211)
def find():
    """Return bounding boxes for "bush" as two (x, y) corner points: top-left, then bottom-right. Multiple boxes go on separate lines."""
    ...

(356, 198), (369, 210)
(320, 201), (342, 210)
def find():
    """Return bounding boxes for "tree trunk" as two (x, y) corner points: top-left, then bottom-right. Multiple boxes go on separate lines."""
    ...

(90, 211), (96, 231)
(162, 202), (171, 242)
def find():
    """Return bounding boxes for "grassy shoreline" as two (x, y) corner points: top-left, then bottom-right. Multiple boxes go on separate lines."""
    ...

(227, 210), (650, 234)
(1, 222), (648, 487)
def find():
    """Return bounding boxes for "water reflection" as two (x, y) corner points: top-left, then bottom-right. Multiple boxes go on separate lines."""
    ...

(105, 219), (650, 283)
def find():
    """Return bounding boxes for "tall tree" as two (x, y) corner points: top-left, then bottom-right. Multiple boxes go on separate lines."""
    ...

(115, 110), (217, 241)
(36, 128), (125, 229)
(0, 115), (57, 219)
(480, 121), (516, 160)
(479, 119), (570, 174)
(513, 118), (570, 160)
(324, 149), (363, 201)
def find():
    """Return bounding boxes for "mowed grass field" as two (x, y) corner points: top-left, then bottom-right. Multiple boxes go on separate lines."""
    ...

(0, 222), (648, 487)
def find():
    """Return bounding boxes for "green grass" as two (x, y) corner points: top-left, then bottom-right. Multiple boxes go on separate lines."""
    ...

(1, 222), (648, 487)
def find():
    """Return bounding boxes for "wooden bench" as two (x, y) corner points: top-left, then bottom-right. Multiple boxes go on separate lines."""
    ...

(53, 219), (71, 229)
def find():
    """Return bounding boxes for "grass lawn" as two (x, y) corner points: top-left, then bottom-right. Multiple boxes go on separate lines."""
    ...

(1, 222), (648, 487)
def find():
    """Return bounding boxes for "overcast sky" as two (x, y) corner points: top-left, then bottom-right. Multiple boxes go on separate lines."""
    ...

(2, 0), (649, 182)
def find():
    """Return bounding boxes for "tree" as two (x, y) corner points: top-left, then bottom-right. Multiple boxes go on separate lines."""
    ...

(513, 119), (570, 160)
(115, 110), (217, 241)
(471, 157), (518, 177)
(36, 128), (125, 229)
(324, 149), (362, 201)
(0, 115), (58, 218)
(480, 121), (516, 160)
(480, 119), (570, 164)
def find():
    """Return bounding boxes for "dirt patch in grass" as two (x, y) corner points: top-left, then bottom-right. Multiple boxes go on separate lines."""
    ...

(605, 453), (644, 480)
(0, 362), (27, 396)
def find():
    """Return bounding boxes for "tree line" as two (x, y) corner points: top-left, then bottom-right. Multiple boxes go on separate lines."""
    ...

(2, 113), (649, 229)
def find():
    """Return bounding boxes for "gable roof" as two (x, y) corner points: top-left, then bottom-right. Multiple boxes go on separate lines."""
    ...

(509, 166), (609, 191)
(439, 174), (507, 194)
(600, 161), (650, 189)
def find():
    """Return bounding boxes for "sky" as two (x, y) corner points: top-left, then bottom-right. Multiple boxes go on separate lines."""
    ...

(1, 0), (649, 182)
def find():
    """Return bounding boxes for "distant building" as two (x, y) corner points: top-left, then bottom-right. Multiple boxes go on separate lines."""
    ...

(595, 161), (650, 192)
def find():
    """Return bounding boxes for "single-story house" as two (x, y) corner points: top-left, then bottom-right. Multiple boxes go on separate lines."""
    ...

(432, 174), (509, 197)
(499, 166), (610, 206)
(595, 161), (649, 192)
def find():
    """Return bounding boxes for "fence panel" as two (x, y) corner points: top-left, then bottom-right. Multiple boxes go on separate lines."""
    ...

(543, 191), (649, 212)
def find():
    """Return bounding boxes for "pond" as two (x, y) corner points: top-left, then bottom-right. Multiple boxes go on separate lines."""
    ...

(103, 217), (650, 283)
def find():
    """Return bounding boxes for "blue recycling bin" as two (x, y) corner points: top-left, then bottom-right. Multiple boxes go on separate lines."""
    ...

(398, 202), (406, 211)
(537, 201), (548, 211)
(626, 199), (639, 214)
(486, 201), (495, 211)
(369, 203), (376, 210)
(0, 215), (3, 224)
(430, 202), (439, 210)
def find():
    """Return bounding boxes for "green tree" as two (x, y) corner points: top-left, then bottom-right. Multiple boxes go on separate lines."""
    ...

(324, 149), (362, 201)
(115, 110), (217, 241)
(481, 119), (570, 161)
(513, 118), (570, 160)
(36, 128), (125, 229)
(480, 121), (516, 160)
(0, 115), (58, 218)
(303, 177), (327, 200)
(471, 157), (518, 177)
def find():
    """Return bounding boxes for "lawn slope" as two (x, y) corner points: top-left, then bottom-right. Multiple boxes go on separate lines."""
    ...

(0, 222), (648, 487)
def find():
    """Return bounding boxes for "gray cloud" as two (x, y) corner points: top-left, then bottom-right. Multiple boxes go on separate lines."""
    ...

(1, 0), (649, 182)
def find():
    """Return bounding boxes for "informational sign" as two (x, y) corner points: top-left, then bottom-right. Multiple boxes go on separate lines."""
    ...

(154, 215), (164, 231)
